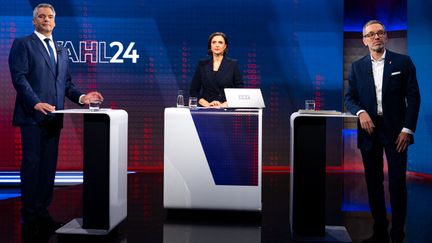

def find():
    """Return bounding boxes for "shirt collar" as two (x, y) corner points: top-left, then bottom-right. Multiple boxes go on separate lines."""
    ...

(34, 30), (53, 43)
(370, 49), (386, 62)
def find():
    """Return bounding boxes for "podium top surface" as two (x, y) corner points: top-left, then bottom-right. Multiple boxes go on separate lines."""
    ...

(291, 111), (357, 119)
(53, 108), (126, 114)
(53, 109), (128, 121)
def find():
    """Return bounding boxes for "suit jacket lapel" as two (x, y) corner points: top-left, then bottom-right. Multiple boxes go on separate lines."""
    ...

(215, 58), (228, 82)
(205, 59), (214, 82)
(54, 40), (62, 78)
(31, 33), (57, 77)
(362, 56), (376, 97)
(360, 56), (379, 115)
(382, 50), (393, 98)
(205, 57), (229, 84)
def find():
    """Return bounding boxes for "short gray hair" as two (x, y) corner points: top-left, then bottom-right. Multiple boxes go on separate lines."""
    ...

(33, 3), (56, 19)
(362, 20), (385, 35)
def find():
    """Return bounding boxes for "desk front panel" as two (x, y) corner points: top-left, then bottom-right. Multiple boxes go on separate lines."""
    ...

(164, 108), (262, 211)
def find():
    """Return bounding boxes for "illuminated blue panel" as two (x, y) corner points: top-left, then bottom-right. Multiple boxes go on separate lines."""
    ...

(191, 110), (258, 186)
(344, 0), (407, 31)
(407, 0), (432, 174)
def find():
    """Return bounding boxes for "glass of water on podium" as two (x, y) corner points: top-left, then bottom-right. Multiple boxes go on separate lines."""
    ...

(305, 100), (315, 111)
(89, 98), (102, 111)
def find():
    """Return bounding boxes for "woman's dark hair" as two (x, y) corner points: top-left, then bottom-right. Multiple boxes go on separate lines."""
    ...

(207, 32), (228, 56)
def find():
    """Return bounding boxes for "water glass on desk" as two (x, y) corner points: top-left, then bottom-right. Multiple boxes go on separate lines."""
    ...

(176, 90), (185, 107)
(189, 97), (197, 109)
(305, 100), (315, 110)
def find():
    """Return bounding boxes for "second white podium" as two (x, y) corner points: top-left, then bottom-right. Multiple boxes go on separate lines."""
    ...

(53, 109), (128, 235)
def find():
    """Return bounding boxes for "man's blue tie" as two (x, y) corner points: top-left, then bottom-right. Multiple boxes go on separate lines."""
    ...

(44, 38), (56, 72)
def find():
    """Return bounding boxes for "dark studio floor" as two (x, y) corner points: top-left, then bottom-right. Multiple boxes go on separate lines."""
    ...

(0, 171), (432, 243)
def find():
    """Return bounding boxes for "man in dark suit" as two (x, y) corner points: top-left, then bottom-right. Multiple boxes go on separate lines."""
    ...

(345, 20), (420, 243)
(8, 3), (103, 236)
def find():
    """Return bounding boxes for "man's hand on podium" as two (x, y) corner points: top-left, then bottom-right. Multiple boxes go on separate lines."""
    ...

(80, 91), (104, 105)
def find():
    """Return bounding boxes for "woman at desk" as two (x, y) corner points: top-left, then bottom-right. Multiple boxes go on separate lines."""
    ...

(189, 32), (243, 108)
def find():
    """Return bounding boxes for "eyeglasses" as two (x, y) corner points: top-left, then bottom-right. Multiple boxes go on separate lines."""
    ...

(363, 30), (386, 39)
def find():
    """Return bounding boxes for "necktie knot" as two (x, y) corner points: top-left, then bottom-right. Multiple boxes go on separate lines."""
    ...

(44, 38), (52, 51)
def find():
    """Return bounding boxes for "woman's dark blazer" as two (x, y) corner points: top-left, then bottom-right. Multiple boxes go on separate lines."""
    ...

(189, 57), (243, 103)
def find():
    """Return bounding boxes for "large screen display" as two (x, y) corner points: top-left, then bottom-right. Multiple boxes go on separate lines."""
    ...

(0, 0), (343, 170)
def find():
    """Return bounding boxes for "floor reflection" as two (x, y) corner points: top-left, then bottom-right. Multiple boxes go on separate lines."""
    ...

(1, 172), (432, 242)
(163, 223), (261, 243)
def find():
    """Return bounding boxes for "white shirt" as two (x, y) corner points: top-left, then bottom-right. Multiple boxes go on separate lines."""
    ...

(34, 30), (57, 63)
(371, 50), (385, 116)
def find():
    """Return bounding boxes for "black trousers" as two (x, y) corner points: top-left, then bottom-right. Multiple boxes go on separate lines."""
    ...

(20, 124), (61, 223)
(360, 118), (407, 241)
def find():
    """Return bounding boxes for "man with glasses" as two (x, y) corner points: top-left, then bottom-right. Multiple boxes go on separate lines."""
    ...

(345, 20), (421, 243)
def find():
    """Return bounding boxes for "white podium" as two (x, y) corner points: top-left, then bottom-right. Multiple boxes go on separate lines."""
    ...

(53, 109), (128, 235)
(164, 107), (262, 211)
(290, 111), (356, 242)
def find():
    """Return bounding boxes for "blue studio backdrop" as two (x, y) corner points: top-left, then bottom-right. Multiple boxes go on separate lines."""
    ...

(0, 0), (430, 174)
(0, 0), (344, 170)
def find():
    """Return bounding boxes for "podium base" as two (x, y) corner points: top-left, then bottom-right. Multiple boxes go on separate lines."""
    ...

(292, 226), (352, 242)
(55, 218), (110, 235)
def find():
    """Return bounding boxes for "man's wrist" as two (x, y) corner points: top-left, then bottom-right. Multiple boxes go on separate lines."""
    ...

(78, 94), (85, 104)
(402, 127), (414, 135)
(356, 110), (366, 116)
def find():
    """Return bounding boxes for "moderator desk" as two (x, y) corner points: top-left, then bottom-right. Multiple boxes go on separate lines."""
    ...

(290, 111), (356, 242)
(164, 107), (262, 211)
(53, 109), (128, 235)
